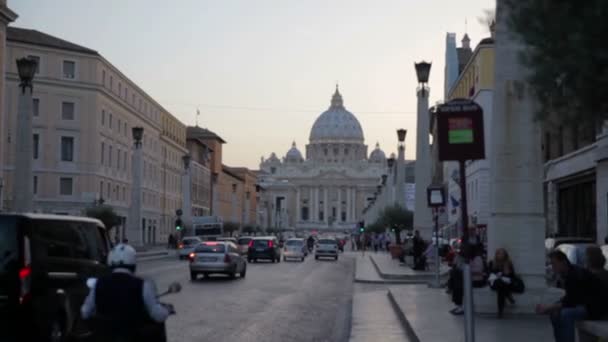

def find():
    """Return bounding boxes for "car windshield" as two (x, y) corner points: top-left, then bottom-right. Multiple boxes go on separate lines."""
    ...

(318, 239), (336, 245)
(253, 240), (270, 247)
(195, 243), (226, 253)
(0, 217), (18, 296)
(238, 237), (252, 245)
(286, 240), (303, 246)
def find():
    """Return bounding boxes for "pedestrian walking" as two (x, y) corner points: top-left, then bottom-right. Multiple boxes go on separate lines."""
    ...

(167, 233), (175, 249)
(385, 232), (391, 252)
(450, 244), (486, 315)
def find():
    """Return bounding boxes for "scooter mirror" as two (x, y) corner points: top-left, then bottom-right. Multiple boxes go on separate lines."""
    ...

(168, 282), (182, 294)
(86, 278), (97, 289)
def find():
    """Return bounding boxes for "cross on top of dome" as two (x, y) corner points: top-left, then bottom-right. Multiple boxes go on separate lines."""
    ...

(330, 84), (343, 109)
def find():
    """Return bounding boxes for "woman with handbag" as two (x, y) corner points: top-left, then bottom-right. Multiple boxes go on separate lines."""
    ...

(488, 248), (524, 318)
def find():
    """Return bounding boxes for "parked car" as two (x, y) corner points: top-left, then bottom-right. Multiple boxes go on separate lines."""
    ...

(178, 236), (202, 259)
(248, 236), (281, 263)
(0, 213), (111, 342)
(555, 243), (596, 267)
(237, 237), (253, 255)
(217, 237), (238, 244)
(189, 241), (247, 280)
(545, 237), (594, 254)
(547, 242), (596, 287)
(283, 238), (307, 261)
(315, 238), (339, 260)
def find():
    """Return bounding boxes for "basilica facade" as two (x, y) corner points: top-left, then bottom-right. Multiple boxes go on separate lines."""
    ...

(257, 87), (388, 232)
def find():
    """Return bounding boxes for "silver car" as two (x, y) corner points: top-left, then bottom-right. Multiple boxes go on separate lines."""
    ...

(189, 241), (247, 280)
(315, 238), (339, 260)
(178, 236), (202, 259)
(283, 238), (307, 262)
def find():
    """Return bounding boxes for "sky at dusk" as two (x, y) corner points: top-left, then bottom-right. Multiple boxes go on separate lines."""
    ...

(10, 0), (495, 169)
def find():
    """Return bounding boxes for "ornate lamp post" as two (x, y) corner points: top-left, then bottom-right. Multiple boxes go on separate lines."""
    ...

(13, 57), (38, 212)
(127, 126), (144, 246)
(414, 61), (431, 96)
(181, 154), (192, 238)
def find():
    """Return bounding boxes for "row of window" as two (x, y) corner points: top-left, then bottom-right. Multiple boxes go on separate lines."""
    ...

(101, 109), (129, 138)
(33, 134), (75, 162)
(27, 54), (76, 80)
(300, 207), (347, 222)
(32, 98), (76, 120)
(32, 176), (73, 196)
(99, 180), (127, 202)
(101, 68), (160, 124)
(100, 142), (128, 171)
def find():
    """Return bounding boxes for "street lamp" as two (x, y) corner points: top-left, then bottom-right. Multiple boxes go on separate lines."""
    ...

(414, 61), (432, 96)
(13, 58), (38, 212)
(132, 126), (144, 147)
(16, 57), (37, 94)
(397, 129), (407, 143)
(427, 184), (446, 288)
(182, 154), (191, 170)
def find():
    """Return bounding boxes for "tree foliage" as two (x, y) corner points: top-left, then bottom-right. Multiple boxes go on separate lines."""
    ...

(504, 0), (608, 127)
(376, 204), (413, 245)
(84, 204), (121, 231)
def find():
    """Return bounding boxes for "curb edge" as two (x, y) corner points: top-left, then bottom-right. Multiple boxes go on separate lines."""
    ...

(387, 288), (421, 342)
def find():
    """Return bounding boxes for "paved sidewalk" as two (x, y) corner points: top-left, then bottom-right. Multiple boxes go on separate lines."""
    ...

(353, 252), (416, 284)
(349, 288), (409, 342)
(136, 245), (174, 259)
(388, 284), (553, 342)
(369, 253), (450, 282)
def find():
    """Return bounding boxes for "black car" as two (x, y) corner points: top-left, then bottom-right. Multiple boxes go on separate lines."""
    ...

(247, 236), (281, 263)
(0, 213), (111, 342)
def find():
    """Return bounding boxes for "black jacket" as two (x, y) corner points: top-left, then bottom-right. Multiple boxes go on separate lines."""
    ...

(561, 265), (608, 319)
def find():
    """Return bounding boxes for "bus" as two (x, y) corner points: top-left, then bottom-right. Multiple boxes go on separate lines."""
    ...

(192, 216), (223, 240)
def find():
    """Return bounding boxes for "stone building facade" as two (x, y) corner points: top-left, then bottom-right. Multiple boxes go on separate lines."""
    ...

(2, 27), (187, 244)
(257, 87), (386, 232)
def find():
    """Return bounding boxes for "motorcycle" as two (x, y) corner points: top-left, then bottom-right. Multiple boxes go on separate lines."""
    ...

(85, 279), (181, 342)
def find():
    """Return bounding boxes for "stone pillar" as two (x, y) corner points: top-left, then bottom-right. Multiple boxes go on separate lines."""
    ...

(314, 187), (319, 222)
(0, 3), (17, 210)
(244, 192), (250, 226)
(414, 88), (433, 238)
(182, 160), (192, 233)
(595, 133), (608, 243)
(346, 188), (351, 222)
(337, 187), (342, 223)
(211, 174), (219, 216)
(127, 141), (144, 247)
(309, 187), (313, 222)
(324, 188), (329, 225)
(231, 185), (238, 223)
(477, 0), (561, 313)
(296, 187), (301, 223)
(13, 83), (34, 212)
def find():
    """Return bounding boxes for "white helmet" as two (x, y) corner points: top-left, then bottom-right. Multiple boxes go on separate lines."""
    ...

(108, 243), (137, 269)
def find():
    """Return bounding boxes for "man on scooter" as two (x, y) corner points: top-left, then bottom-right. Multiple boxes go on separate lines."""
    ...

(81, 243), (174, 341)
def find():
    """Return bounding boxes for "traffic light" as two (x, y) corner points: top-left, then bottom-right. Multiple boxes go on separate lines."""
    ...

(175, 218), (183, 231)
(358, 220), (365, 233)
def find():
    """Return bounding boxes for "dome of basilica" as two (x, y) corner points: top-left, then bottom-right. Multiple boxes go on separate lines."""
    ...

(285, 141), (303, 162)
(309, 86), (364, 143)
(369, 142), (386, 163)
